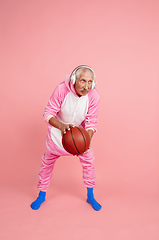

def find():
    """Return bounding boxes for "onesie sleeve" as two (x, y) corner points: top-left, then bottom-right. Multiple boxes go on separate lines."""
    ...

(83, 89), (100, 132)
(43, 82), (69, 122)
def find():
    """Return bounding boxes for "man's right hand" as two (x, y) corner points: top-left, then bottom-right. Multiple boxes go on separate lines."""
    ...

(49, 117), (74, 135)
(59, 123), (74, 135)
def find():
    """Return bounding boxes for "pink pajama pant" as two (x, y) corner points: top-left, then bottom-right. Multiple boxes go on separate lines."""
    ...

(37, 135), (96, 191)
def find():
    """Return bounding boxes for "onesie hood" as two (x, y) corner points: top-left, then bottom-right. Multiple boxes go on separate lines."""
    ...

(64, 74), (77, 96)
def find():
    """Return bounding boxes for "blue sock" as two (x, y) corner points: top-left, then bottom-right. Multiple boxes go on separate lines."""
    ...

(86, 188), (102, 211)
(30, 191), (46, 210)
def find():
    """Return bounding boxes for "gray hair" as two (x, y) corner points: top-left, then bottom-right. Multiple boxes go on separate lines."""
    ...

(75, 67), (94, 80)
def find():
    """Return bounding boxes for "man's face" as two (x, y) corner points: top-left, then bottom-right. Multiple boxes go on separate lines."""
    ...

(74, 70), (94, 97)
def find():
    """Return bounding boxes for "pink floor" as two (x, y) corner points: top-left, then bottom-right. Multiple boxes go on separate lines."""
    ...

(1, 182), (159, 240)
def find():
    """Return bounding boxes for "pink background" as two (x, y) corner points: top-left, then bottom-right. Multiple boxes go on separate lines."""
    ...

(0, 0), (159, 239)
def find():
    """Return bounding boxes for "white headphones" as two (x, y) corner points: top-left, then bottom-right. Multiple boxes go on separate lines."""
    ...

(70, 65), (96, 89)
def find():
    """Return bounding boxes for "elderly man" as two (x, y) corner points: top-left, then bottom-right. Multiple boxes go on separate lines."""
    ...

(31, 65), (102, 211)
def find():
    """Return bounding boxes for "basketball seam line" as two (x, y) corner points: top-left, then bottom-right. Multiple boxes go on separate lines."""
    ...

(70, 127), (80, 155)
(76, 127), (86, 152)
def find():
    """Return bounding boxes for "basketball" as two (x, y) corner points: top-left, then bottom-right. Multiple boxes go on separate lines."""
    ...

(62, 126), (90, 155)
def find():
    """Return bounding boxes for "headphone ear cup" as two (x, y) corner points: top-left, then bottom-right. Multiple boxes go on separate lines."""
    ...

(92, 80), (96, 89)
(70, 73), (76, 84)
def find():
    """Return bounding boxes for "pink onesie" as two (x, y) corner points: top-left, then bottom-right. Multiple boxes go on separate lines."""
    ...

(38, 75), (100, 191)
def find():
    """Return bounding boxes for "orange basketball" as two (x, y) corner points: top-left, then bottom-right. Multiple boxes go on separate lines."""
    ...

(62, 126), (90, 155)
